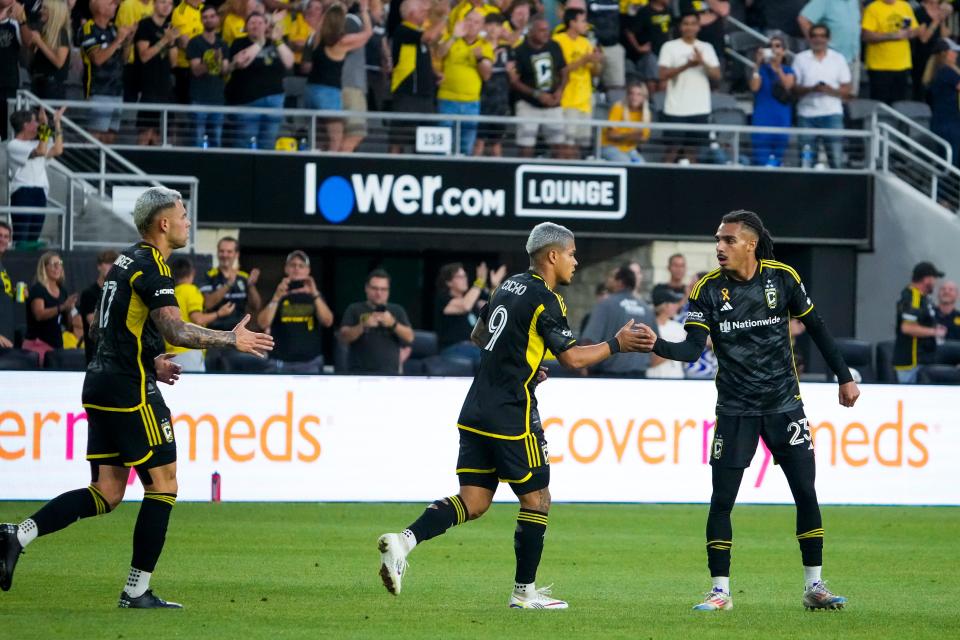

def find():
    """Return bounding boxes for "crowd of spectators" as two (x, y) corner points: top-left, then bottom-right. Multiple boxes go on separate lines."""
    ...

(0, 0), (959, 162)
(0, 239), (957, 384)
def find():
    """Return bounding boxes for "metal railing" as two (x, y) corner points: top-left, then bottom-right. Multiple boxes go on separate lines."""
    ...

(24, 97), (875, 171)
(7, 91), (200, 250)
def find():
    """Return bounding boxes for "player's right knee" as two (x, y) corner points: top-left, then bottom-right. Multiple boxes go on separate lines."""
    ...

(91, 485), (122, 512)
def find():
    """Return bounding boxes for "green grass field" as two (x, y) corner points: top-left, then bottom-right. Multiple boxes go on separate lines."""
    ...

(0, 502), (956, 639)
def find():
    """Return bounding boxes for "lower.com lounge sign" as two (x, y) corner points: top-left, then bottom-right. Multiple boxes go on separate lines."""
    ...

(515, 165), (627, 220)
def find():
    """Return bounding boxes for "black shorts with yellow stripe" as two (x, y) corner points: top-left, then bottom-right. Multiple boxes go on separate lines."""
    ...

(456, 427), (550, 496)
(86, 382), (177, 471)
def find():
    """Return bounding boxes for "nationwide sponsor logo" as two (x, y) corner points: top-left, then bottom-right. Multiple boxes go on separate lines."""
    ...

(515, 165), (627, 220)
(303, 163), (507, 223)
(718, 315), (782, 333)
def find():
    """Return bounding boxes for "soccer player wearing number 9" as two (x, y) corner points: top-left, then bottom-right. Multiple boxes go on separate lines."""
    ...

(378, 222), (649, 609)
(647, 210), (860, 612)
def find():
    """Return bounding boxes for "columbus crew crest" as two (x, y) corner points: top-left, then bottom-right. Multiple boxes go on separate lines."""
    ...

(764, 280), (778, 309)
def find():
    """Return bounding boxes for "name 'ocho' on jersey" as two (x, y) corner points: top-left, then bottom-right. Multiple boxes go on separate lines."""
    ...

(82, 243), (179, 410)
(684, 260), (815, 416)
(458, 271), (577, 439)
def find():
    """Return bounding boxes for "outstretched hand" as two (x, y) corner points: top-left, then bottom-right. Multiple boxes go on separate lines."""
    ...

(154, 353), (183, 385)
(232, 314), (274, 358)
(614, 319), (649, 353)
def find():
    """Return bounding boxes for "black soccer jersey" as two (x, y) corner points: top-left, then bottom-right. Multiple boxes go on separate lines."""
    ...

(893, 285), (937, 369)
(684, 260), (815, 416)
(82, 242), (179, 411)
(458, 271), (577, 439)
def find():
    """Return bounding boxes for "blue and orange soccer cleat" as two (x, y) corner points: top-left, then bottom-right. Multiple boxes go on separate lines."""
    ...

(803, 581), (847, 610)
(692, 588), (733, 611)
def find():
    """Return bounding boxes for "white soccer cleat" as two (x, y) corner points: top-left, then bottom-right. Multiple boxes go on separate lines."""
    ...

(509, 585), (568, 609)
(803, 581), (847, 610)
(692, 588), (733, 611)
(377, 533), (408, 596)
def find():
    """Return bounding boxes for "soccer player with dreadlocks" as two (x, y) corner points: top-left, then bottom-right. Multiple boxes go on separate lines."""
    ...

(635, 210), (860, 612)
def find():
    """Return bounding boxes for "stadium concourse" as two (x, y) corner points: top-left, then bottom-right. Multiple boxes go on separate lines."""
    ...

(0, 0), (959, 635)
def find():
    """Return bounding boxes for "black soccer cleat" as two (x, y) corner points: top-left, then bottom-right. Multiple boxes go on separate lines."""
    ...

(0, 523), (24, 592)
(118, 589), (184, 609)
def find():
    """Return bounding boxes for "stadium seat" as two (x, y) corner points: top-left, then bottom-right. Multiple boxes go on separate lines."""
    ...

(835, 338), (875, 383)
(935, 340), (960, 366)
(726, 30), (763, 53)
(846, 98), (882, 128)
(711, 92), (739, 111)
(422, 355), (474, 377)
(43, 348), (88, 371)
(918, 364), (960, 385)
(410, 330), (439, 359)
(0, 348), (40, 370)
(712, 108), (747, 127)
(875, 340), (897, 383)
(891, 100), (931, 130)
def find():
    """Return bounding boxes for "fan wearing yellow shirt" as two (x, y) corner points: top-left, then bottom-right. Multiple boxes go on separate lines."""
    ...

(116, 0), (154, 102)
(447, 0), (499, 31)
(600, 81), (651, 163)
(437, 9), (493, 155)
(284, 0), (323, 67)
(165, 257), (234, 372)
(171, 0), (205, 104)
(861, 0), (920, 104)
(219, 0), (257, 46)
(553, 8), (602, 158)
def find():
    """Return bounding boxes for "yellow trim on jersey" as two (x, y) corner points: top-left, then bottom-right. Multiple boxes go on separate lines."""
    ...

(126, 279), (150, 407)
(456, 467), (496, 474)
(690, 268), (721, 300)
(130, 270), (143, 285)
(760, 260), (801, 283)
(150, 248), (171, 277)
(911, 286), (921, 309)
(685, 321), (710, 332)
(523, 304), (546, 435)
(125, 450), (154, 467)
(83, 403), (142, 412)
(793, 304), (814, 318)
(457, 423), (528, 440)
(500, 472), (533, 484)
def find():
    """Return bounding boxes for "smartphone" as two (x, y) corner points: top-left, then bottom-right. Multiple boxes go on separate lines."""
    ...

(289, 280), (305, 289)
(902, 18), (911, 29)
(375, 304), (387, 312)
(761, 47), (773, 62)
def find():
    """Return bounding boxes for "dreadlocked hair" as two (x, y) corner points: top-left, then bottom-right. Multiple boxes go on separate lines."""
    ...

(721, 210), (775, 260)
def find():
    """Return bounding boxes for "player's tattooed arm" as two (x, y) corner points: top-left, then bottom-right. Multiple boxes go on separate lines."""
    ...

(150, 307), (274, 357)
(151, 306), (237, 349)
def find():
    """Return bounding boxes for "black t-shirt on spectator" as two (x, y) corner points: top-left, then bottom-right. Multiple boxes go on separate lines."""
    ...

(390, 22), (434, 97)
(624, 5), (672, 62)
(135, 17), (174, 101)
(0, 258), (14, 342)
(936, 307), (960, 341)
(435, 292), (479, 349)
(227, 37), (285, 104)
(79, 281), (102, 363)
(0, 19), (22, 89)
(197, 268), (251, 330)
(757, 0), (805, 37)
(513, 39), (566, 106)
(186, 33), (229, 104)
(588, 0), (620, 47)
(341, 301), (411, 374)
(78, 19), (124, 96)
(270, 292), (323, 362)
(31, 27), (70, 81)
(26, 282), (65, 349)
(481, 43), (511, 115)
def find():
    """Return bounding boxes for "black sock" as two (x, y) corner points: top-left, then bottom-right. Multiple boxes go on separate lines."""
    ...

(406, 495), (468, 544)
(514, 509), (548, 585)
(781, 458), (823, 567)
(131, 492), (176, 573)
(706, 466), (744, 578)
(30, 486), (111, 537)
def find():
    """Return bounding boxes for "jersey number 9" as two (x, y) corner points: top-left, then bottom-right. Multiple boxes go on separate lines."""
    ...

(484, 305), (508, 352)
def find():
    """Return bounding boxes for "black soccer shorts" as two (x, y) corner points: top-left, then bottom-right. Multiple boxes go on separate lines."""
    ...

(710, 409), (815, 468)
(86, 381), (177, 472)
(456, 427), (550, 496)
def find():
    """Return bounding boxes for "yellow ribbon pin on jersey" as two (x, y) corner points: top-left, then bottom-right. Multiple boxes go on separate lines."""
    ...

(721, 288), (730, 301)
